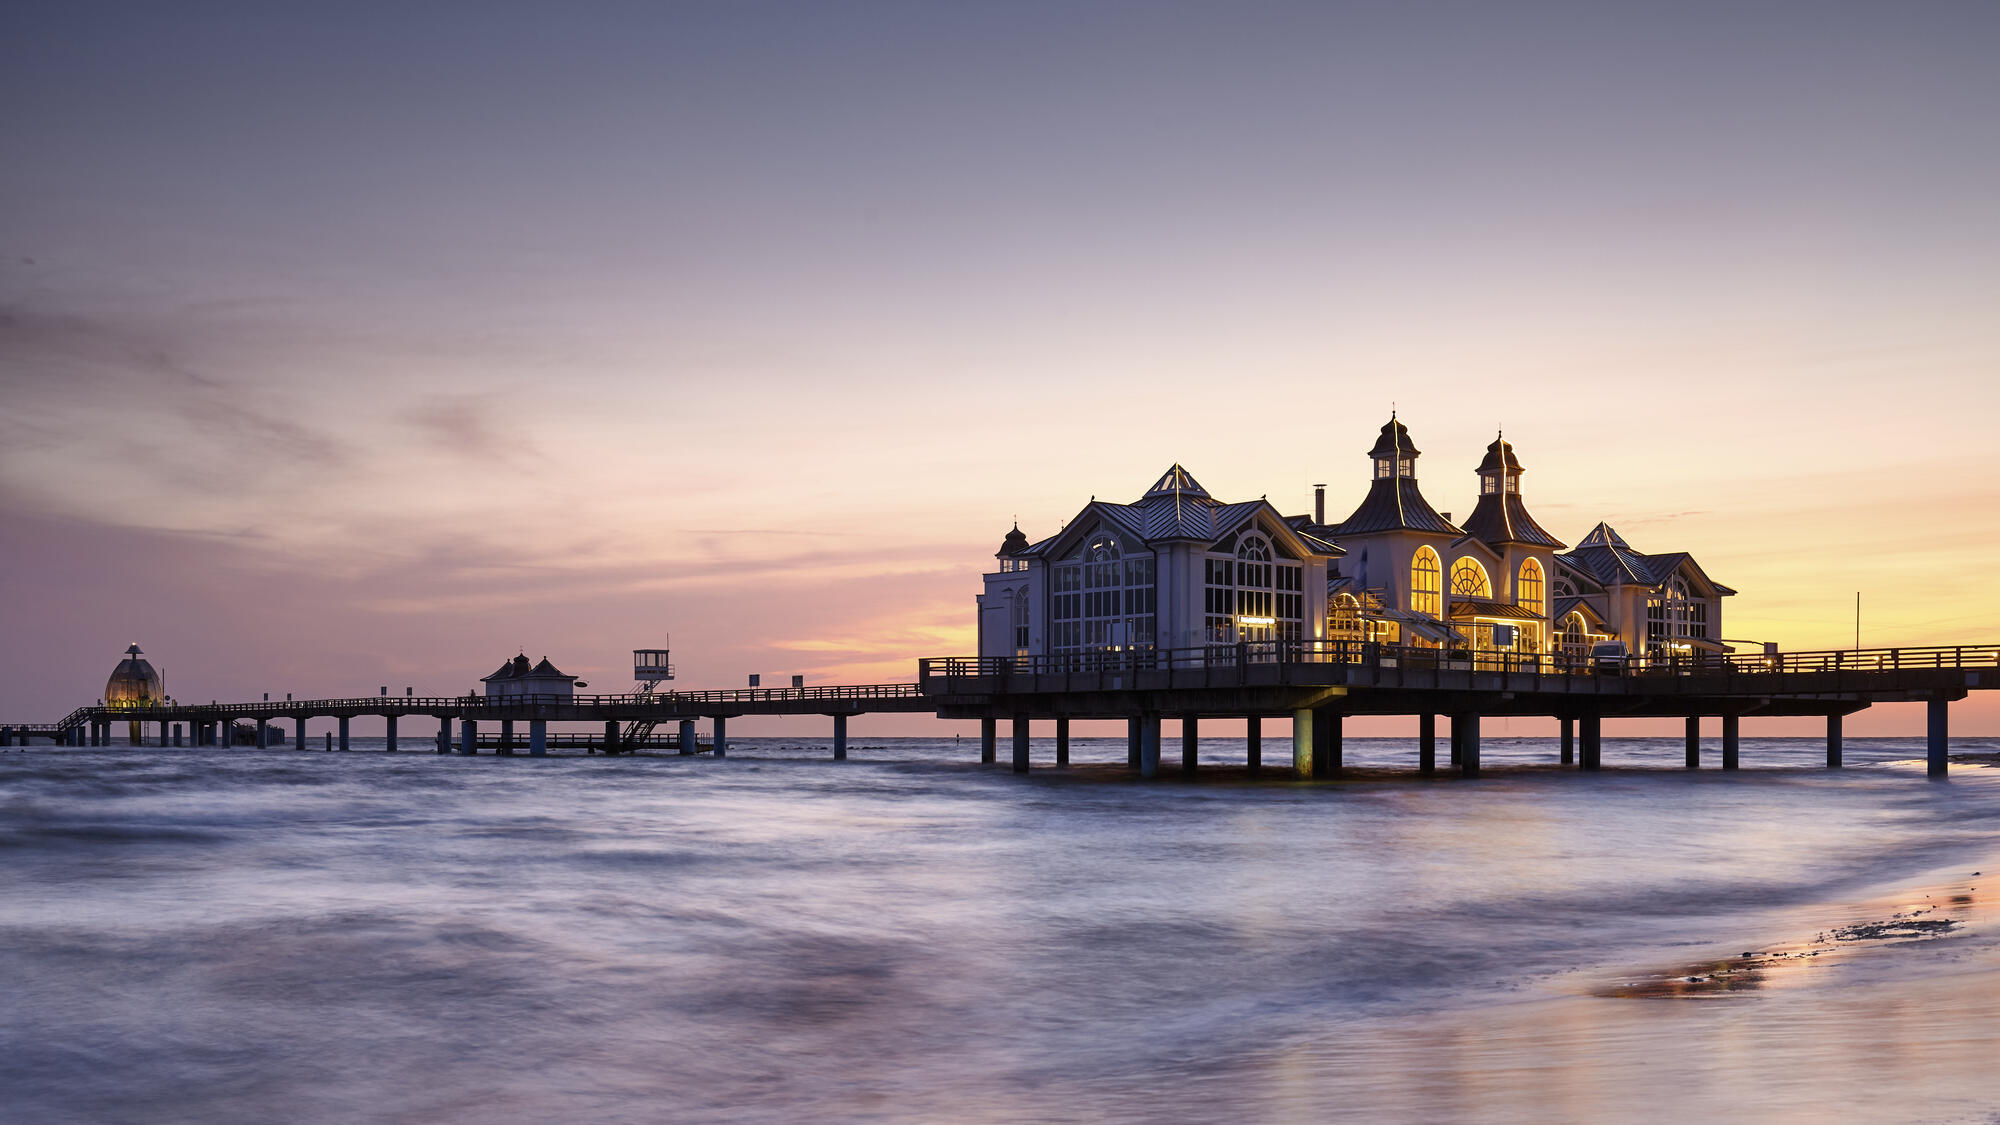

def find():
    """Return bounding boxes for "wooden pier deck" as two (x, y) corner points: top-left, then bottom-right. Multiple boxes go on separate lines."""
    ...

(6, 642), (1993, 778)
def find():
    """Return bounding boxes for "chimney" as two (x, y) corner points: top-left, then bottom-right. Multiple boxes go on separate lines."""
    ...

(1313, 484), (1326, 525)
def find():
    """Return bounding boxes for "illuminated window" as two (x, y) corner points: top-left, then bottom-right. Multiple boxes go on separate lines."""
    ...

(1646, 574), (1704, 647)
(1053, 544), (1154, 655)
(1329, 593), (1363, 642)
(1558, 612), (1589, 667)
(1411, 546), (1441, 617)
(1449, 557), (1491, 598)
(1517, 558), (1545, 616)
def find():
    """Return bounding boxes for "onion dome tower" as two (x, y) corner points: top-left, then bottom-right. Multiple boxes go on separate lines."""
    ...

(105, 643), (164, 746)
(1324, 414), (1462, 536)
(996, 522), (1029, 559)
(1460, 433), (1565, 549)
(105, 643), (163, 708)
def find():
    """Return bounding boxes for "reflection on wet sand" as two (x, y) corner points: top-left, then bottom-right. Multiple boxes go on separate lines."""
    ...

(1597, 881), (1981, 999)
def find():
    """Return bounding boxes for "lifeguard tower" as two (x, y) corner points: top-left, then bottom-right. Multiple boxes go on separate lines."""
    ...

(615, 644), (676, 753)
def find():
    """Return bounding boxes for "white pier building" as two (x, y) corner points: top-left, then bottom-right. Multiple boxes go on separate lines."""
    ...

(978, 416), (1733, 667)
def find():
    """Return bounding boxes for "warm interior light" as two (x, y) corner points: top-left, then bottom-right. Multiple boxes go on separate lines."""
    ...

(1239, 616), (1276, 625)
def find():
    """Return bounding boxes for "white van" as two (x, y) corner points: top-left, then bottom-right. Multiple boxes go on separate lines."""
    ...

(1591, 641), (1630, 674)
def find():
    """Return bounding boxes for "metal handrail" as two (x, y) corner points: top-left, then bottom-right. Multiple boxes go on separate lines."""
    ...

(917, 641), (2000, 681)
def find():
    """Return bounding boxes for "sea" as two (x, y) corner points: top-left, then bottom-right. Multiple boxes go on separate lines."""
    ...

(4, 734), (2000, 1124)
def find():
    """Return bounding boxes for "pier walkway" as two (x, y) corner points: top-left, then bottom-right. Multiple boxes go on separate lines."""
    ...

(5, 642), (1994, 780)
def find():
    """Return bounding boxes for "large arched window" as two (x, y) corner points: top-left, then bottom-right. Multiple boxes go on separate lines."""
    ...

(1012, 586), (1030, 652)
(1558, 612), (1589, 667)
(1237, 535), (1271, 562)
(1329, 593), (1363, 642)
(1517, 558), (1545, 616)
(1449, 557), (1491, 598)
(1411, 546), (1441, 617)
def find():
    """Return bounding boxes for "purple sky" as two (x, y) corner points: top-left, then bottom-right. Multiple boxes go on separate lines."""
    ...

(4, 2), (1998, 733)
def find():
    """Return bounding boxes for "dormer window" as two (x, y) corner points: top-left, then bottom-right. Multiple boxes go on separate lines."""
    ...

(1375, 458), (1414, 479)
(1481, 476), (1499, 495)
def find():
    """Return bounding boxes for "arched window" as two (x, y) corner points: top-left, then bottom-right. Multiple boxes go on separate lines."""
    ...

(1330, 593), (1363, 642)
(1088, 535), (1122, 562)
(1012, 586), (1030, 652)
(1517, 558), (1545, 616)
(1558, 612), (1589, 667)
(1411, 546), (1441, 617)
(1449, 557), (1491, 598)
(1552, 577), (1576, 599)
(1237, 535), (1271, 561)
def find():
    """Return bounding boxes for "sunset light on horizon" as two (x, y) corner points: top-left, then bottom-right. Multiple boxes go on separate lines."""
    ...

(4, 2), (1997, 735)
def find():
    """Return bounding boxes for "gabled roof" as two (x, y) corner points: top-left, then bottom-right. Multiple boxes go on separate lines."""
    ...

(1282, 515), (1348, 557)
(527, 658), (575, 681)
(1448, 533), (1503, 562)
(1550, 597), (1612, 631)
(1560, 529), (1736, 596)
(483, 654), (577, 683)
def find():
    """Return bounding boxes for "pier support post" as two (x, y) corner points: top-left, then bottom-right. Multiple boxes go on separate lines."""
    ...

(980, 718), (997, 764)
(1312, 708), (1341, 775)
(173, 723), (182, 747)
(1458, 713), (1481, 778)
(833, 713), (849, 761)
(1420, 713), (1437, 774)
(1055, 718), (1070, 767)
(257, 718), (270, 749)
(1127, 717), (1141, 769)
(499, 719), (515, 756)
(1139, 713), (1161, 779)
(437, 716), (451, 754)
(1580, 714), (1601, 770)
(338, 716), (350, 753)
(679, 718), (696, 755)
(293, 716), (307, 752)
(604, 719), (621, 755)
(1685, 716), (1700, 769)
(529, 719), (547, 757)
(460, 719), (477, 756)
(385, 715), (398, 752)
(158, 721), (168, 747)
(1826, 714), (1842, 768)
(1560, 717), (1574, 767)
(1928, 699), (1949, 777)
(1292, 709), (1313, 779)
(1246, 716), (1262, 774)
(1012, 716), (1030, 774)
(712, 717), (727, 759)
(1722, 714), (1740, 770)
(1180, 715), (1199, 776)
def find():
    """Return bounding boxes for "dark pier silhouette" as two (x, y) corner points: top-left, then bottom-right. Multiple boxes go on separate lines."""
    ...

(6, 640), (1993, 780)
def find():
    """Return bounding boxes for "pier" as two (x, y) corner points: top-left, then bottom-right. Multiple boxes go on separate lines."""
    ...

(5, 641), (1994, 779)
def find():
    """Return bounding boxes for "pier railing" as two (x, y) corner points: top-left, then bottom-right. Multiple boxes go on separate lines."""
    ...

(919, 641), (2000, 685)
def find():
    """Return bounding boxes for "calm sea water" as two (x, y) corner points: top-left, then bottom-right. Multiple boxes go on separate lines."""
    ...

(5, 735), (2000, 1124)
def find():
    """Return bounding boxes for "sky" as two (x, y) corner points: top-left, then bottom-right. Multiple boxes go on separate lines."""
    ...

(4, 1), (1998, 735)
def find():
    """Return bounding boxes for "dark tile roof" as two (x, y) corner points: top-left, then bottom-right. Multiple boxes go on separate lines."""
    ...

(1324, 478), (1463, 537)
(527, 658), (573, 680)
(1461, 493), (1566, 549)
(1367, 416), (1420, 459)
(1447, 598), (1544, 621)
(996, 523), (1030, 556)
(1475, 434), (1524, 475)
